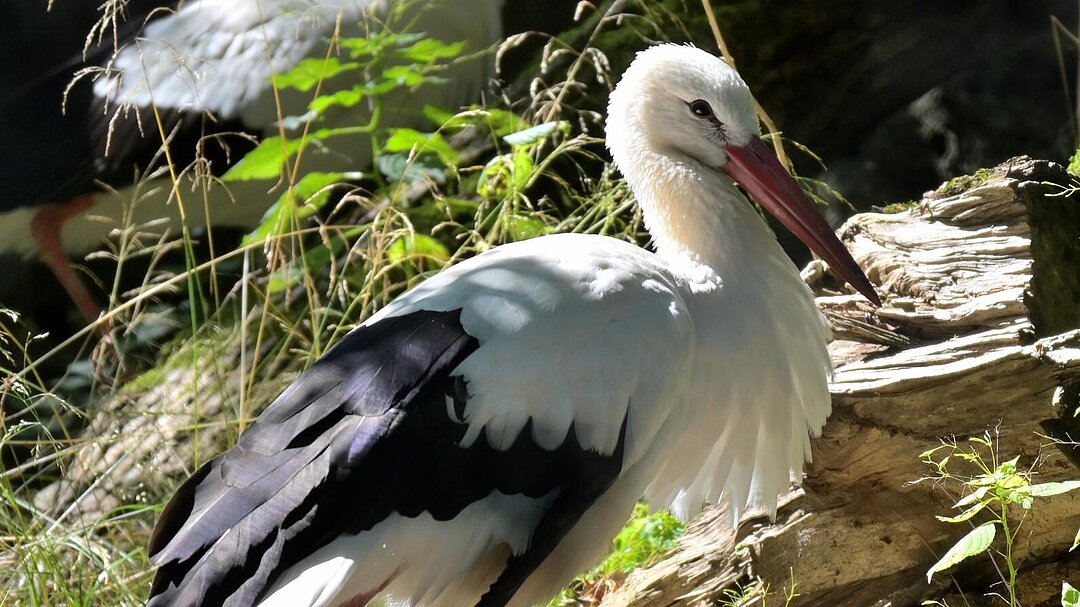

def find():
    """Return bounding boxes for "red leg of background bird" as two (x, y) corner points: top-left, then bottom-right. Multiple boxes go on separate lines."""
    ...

(340, 568), (401, 607)
(29, 194), (103, 326)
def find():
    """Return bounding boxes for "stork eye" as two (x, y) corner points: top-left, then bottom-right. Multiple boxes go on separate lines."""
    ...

(688, 99), (714, 118)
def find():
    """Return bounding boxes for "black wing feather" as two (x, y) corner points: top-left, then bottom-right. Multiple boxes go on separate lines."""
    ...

(148, 308), (629, 607)
(476, 415), (628, 607)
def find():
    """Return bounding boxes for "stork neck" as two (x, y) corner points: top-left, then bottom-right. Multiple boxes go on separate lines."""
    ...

(628, 151), (781, 279)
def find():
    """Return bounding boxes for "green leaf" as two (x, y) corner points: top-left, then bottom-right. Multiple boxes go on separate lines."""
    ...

(384, 129), (458, 165)
(421, 106), (530, 136)
(440, 197), (480, 217)
(263, 232), (367, 296)
(972, 456), (1026, 489)
(475, 138), (537, 197)
(339, 36), (384, 59)
(600, 503), (683, 575)
(511, 147), (534, 190)
(422, 105), (459, 128)
(310, 86), (365, 114)
(286, 171), (357, 217)
(382, 65), (426, 87)
(1009, 489), (1035, 510)
(273, 57), (358, 92)
(362, 78), (402, 97)
(378, 153), (446, 185)
(387, 234), (450, 265)
(248, 194), (297, 243)
(505, 213), (552, 241)
(266, 264), (305, 295)
(401, 197), (479, 224)
(390, 32), (426, 47)
(1069, 148), (1080, 177)
(926, 522), (996, 583)
(309, 79), (401, 114)
(1028, 481), (1080, 497)
(244, 172), (357, 245)
(476, 151), (534, 198)
(278, 111), (318, 131)
(338, 37), (377, 58)
(223, 136), (304, 181)
(397, 38), (464, 62)
(483, 109), (531, 136)
(503, 120), (569, 146)
(919, 445), (949, 460)
(936, 501), (987, 524)
(477, 154), (510, 198)
(955, 486), (989, 508)
(999, 456), (1021, 477)
(1063, 582), (1080, 607)
(263, 225), (364, 294)
(1071, 526), (1080, 552)
(384, 128), (434, 152)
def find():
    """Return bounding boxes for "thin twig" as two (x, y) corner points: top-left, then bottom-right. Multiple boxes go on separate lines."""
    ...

(699, 0), (792, 171)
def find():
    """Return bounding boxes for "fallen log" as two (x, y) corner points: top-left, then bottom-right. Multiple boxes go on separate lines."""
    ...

(601, 157), (1080, 607)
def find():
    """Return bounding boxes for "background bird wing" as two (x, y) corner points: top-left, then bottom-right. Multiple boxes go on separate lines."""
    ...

(0, 0), (259, 209)
(92, 0), (344, 120)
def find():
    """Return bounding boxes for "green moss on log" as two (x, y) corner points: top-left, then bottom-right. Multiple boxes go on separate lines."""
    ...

(880, 199), (919, 214)
(936, 168), (999, 197)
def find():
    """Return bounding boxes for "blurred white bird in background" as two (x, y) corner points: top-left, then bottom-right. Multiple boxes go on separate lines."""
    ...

(0, 0), (505, 321)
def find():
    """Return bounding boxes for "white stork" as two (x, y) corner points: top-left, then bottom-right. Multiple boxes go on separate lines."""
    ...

(145, 44), (880, 607)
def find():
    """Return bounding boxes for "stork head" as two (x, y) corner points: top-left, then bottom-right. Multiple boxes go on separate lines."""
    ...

(606, 44), (880, 306)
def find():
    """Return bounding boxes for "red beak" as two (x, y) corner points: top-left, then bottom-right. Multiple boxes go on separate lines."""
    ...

(722, 138), (881, 306)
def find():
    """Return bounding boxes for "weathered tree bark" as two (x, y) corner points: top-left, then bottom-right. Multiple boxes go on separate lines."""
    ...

(600, 157), (1080, 607)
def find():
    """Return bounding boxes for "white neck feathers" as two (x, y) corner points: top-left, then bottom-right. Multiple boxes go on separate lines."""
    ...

(616, 146), (782, 281)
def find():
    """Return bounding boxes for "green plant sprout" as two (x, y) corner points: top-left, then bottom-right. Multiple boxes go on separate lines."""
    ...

(915, 430), (1080, 607)
(547, 502), (684, 606)
(718, 570), (799, 607)
(1065, 582), (1080, 607)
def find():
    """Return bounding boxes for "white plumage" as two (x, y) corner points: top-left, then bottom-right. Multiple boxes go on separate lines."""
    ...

(147, 43), (879, 607)
(94, 0), (503, 128)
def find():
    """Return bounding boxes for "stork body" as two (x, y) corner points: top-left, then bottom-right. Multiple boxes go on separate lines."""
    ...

(147, 45), (879, 606)
(0, 0), (503, 321)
